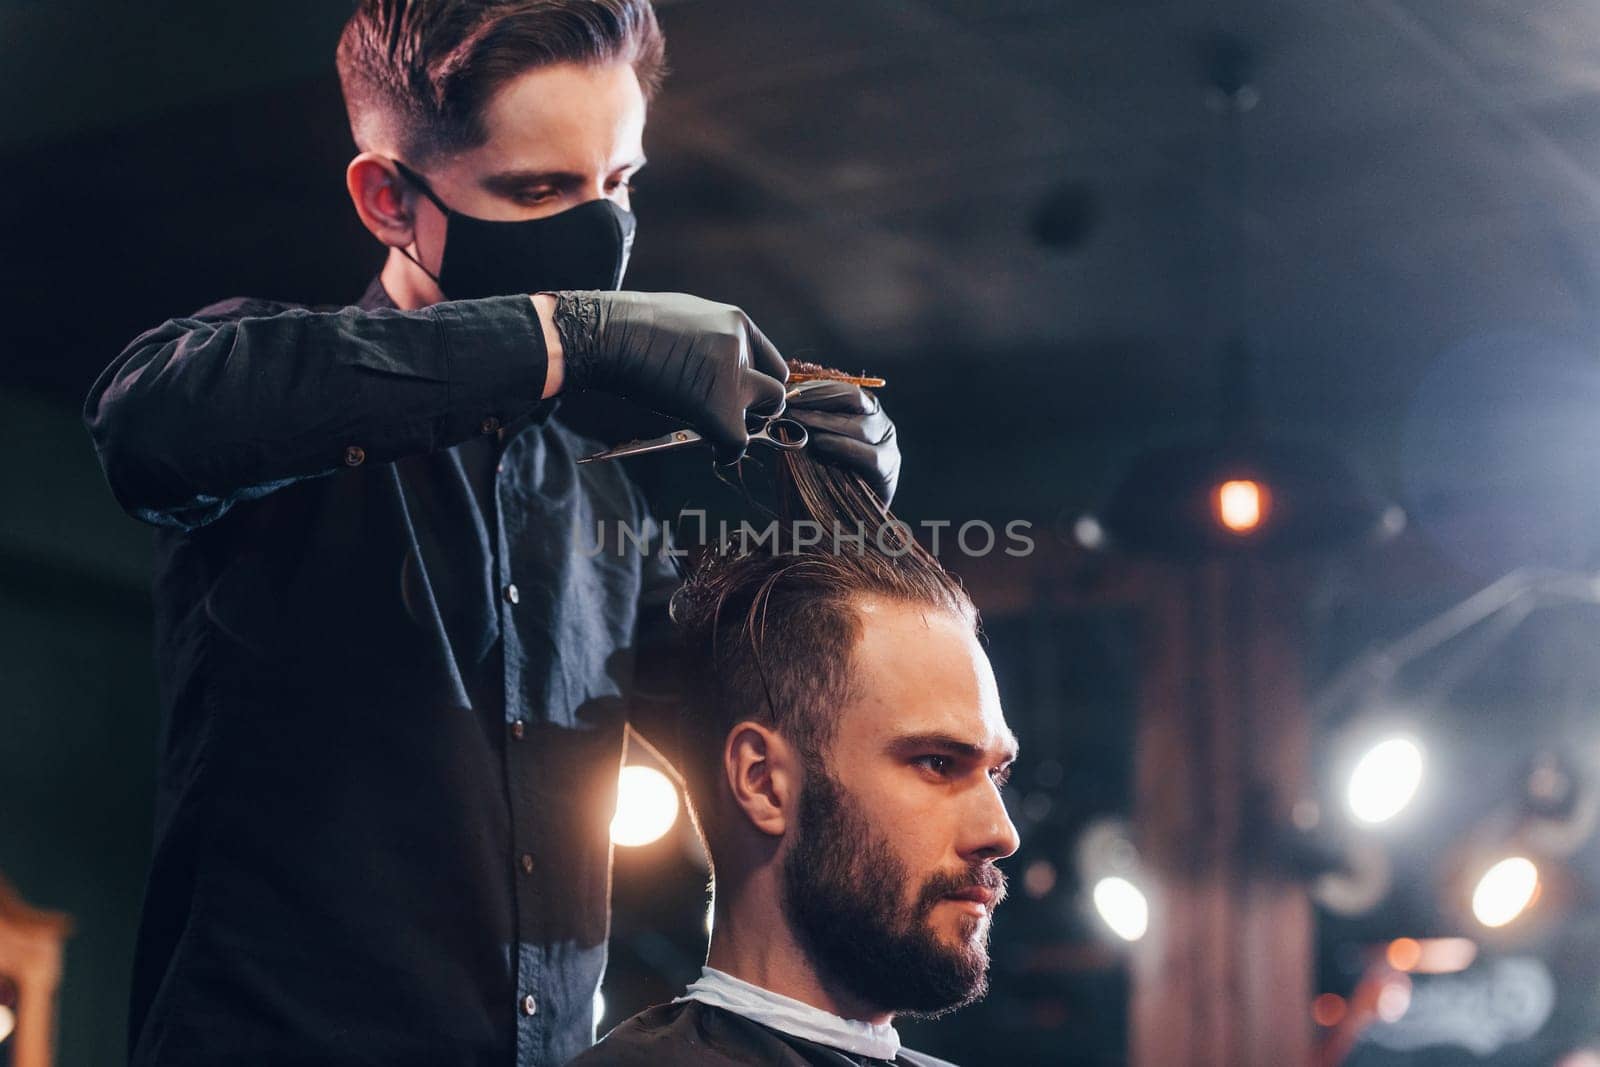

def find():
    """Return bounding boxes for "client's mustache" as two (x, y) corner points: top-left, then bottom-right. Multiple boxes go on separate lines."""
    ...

(916, 864), (1008, 912)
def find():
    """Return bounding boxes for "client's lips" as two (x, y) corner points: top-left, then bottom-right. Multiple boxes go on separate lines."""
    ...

(945, 886), (996, 907)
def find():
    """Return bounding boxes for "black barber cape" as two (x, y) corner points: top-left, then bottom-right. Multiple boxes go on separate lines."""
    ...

(569, 1001), (960, 1067)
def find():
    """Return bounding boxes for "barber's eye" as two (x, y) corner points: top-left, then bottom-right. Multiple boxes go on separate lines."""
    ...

(518, 188), (558, 205)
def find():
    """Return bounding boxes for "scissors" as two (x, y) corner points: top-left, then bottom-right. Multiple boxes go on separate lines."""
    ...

(576, 381), (827, 464)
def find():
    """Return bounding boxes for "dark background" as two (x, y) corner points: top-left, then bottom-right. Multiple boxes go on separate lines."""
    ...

(9, 0), (1600, 1063)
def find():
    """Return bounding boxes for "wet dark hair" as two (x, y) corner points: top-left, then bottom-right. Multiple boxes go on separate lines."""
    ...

(669, 379), (977, 859)
(336, 0), (666, 164)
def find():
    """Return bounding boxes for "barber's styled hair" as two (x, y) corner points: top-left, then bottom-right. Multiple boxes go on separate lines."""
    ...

(336, 0), (667, 164)
(669, 380), (977, 856)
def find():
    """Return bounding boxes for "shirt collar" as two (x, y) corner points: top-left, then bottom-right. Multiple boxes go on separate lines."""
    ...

(675, 966), (901, 1061)
(358, 274), (396, 311)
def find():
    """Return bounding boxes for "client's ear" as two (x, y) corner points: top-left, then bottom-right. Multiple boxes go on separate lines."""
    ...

(724, 722), (797, 837)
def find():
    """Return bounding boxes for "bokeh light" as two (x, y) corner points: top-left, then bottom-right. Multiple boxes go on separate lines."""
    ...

(1472, 856), (1540, 928)
(1347, 737), (1424, 825)
(1386, 937), (1422, 971)
(1311, 993), (1346, 1028)
(1092, 876), (1149, 942)
(1410, 937), (1478, 975)
(1215, 480), (1267, 533)
(610, 765), (680, 847)
(1073, 515), (1107, 549)
(1023, 859), (1058, 899)
(0, 1004), (13, 1045)
(1376, 975), (1413, 1022)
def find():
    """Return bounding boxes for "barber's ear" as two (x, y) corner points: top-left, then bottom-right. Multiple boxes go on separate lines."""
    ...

(724, 722), (797, 838)
(346, 152), (417, 248)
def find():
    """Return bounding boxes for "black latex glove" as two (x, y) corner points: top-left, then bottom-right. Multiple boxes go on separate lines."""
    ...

(550, 291), (790, 461)
(785, 380), (900, 506)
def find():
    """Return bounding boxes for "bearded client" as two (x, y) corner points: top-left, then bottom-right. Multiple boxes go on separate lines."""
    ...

(571, 471), (1021, 1067)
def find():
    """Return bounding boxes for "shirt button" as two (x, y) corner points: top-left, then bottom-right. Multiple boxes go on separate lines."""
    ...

(343, 445), (365, 467)
(521, 994), (538, 1016)
(504, 583), (520, 605)
(511, 720), (525, 741)
(481, 415), (501, 434)
(519, 853), (534, 874)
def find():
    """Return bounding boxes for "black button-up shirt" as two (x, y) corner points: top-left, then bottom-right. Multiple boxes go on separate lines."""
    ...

(84, 277), (677, 1067)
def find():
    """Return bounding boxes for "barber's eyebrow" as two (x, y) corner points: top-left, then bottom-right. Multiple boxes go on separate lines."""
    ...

(888, 731), (1020, 766)
(479, 157), (648, 196)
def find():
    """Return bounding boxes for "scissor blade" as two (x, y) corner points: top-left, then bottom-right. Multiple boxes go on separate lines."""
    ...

(576, 428), (705, 464)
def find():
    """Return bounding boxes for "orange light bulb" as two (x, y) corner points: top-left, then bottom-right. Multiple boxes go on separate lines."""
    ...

(1215, 479), (1269, 533)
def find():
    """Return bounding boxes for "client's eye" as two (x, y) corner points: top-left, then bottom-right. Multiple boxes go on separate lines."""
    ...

(913, 755), (952, 777)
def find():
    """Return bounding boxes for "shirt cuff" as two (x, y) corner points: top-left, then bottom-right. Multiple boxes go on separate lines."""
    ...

(428, 295), (551, 441)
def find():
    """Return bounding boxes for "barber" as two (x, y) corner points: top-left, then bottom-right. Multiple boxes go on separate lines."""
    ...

(81, 2), (897, 1065)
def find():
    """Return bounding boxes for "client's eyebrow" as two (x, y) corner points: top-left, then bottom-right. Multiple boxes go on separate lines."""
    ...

(888, 731), (1019, 767)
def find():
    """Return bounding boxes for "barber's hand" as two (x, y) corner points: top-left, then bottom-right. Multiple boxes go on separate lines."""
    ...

(549, 291), (789, 462)
(786, 381), (900, 507)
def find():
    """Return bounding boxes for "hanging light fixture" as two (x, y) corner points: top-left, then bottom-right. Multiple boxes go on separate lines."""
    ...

(1087, 35), (1398, 558)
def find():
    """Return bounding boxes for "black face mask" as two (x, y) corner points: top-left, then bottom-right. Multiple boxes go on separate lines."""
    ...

(391, 158), (636, 301)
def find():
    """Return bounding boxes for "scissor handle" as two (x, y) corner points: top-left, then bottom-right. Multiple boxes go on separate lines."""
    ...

(750, 416), (808, 451)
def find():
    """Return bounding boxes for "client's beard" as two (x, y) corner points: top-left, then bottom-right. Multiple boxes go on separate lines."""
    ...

(779, 764), (1005, 1019)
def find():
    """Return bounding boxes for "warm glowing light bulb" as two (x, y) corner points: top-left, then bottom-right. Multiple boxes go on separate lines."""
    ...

(1347, 737), (1424, 825)
(1472, 856), (1540, 928)
(1215, 479), (1267, 533)
(1092, 876), (1149, 941)
(610, 765), (680, 847)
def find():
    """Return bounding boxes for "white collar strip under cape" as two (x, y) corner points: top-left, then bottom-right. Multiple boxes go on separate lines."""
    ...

(675, 966), (902, 1061)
